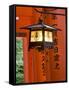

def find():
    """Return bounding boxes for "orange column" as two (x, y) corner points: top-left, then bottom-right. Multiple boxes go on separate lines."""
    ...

(23, 37), (30, 83)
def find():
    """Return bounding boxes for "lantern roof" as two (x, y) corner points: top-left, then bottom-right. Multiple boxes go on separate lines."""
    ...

(20, 19), (61, 31)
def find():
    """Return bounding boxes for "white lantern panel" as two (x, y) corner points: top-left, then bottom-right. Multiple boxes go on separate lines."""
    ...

(45, 31), (53, 42)
(31, 31), (42, 42)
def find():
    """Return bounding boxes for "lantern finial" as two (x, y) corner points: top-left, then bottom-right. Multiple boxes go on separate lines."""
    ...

(38, 18), (43, 24)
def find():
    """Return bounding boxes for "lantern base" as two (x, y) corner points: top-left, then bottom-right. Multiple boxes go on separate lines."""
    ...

(28, 42), (54, 51)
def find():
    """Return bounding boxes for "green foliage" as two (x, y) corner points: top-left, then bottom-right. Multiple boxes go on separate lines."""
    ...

(16, 39), (24, 83)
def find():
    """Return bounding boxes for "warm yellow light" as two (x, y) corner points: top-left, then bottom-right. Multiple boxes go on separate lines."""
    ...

(31, 31), (42, 42)
(45, 31), (53, 42)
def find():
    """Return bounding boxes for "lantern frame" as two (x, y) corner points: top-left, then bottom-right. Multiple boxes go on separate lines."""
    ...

(20, 19), (60, 50)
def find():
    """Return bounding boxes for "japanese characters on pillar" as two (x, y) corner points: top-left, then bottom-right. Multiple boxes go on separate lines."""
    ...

(53, 31), (60, 70)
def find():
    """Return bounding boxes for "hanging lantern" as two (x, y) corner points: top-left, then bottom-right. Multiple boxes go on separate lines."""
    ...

(20, 19), (60, 50)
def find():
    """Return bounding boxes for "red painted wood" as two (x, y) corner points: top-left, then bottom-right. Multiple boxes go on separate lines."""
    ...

(16, 7), (66, 83)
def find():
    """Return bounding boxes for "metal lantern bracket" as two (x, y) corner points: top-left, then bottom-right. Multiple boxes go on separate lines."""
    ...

(20, 8), (62, 50)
